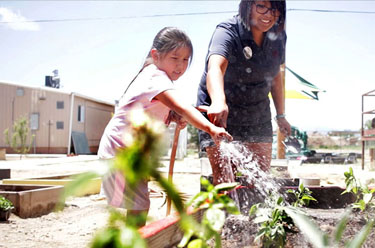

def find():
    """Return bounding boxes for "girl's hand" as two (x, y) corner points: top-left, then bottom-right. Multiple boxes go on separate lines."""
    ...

(166, 110), (187, 129)
(276, 117), (291, 137)
(210, 126), (232, 146)
(176, 117), (188, 130)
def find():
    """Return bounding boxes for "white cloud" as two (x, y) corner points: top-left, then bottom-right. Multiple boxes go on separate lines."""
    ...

(0, 7), (39, 31)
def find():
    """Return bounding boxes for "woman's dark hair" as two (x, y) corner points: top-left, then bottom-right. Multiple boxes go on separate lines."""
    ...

(122, 27), (193, 96)
(239, 0), (286, 33)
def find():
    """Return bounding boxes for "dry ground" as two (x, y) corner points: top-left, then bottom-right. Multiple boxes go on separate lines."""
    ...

(0, 154), (201, 248)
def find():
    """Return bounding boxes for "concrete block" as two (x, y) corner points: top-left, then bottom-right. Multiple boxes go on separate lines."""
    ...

(0, 169), (11, 180)
(0, 184), (64, 218)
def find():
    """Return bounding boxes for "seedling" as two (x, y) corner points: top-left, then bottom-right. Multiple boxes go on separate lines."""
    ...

(249, 196), (295, 248)
(287, 183), (317, 207)
(342, 167), (375, 211)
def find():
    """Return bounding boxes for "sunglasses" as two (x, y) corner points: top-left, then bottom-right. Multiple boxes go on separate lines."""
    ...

(255, 4), (280, 17)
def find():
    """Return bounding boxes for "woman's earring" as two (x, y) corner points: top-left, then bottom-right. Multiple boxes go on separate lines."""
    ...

(243, 46), (252, 60)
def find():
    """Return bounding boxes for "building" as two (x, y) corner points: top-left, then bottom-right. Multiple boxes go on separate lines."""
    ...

(0, 81), (114, 154)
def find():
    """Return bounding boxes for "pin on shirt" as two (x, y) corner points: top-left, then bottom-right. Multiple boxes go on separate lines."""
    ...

(243, 46), (252, 60)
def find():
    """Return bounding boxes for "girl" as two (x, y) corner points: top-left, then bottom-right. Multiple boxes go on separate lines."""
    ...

(98, 27), (232, 226)
(196, 0), (291, 185)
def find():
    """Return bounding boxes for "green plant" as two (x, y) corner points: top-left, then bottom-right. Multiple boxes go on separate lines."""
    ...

(287, 183), (317, 207)
(249, 196), (295, 248)
(4, 116), (35, 159)
(0, 196), (14, 211)
(187, 124), (199, 149)
(179, 178), (239, 248)
(342, 167), (375, 211)
(365, 119), (374, 130)
(284, 207), (374, 248)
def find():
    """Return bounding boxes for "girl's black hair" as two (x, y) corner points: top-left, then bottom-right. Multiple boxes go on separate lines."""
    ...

(144, 26), (193, 68)
(238, 0), (286, 33)
(122, 27), (193, 97)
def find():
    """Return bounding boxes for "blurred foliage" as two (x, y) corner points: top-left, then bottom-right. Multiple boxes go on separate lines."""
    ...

(285, 207), (374, 248)
(62, 108), (239, 248)
(187, 124), (199, 148)
(179, 178), (239, 248)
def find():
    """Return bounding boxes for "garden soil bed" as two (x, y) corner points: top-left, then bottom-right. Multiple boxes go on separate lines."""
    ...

(219, 208), (375, 248)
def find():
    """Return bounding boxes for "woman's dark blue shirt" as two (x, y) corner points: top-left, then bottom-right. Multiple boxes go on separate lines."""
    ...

(197, 15), (286, 129)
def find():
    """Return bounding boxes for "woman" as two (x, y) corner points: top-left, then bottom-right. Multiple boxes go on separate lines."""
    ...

(196, 0), (291, 184)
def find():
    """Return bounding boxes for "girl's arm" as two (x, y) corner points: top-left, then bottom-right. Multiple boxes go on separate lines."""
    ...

(271, 68), (291, 136)
(205, 54), (229, 128)
(154, 89), (232, 145)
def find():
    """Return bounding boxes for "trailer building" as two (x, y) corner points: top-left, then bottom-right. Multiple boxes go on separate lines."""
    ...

(0, 81), (114, 154)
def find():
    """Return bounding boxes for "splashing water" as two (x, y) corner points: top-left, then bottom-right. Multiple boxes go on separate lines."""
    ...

(219, 141), (284, 213)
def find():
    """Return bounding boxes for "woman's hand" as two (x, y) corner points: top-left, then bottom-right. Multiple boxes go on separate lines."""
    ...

(276, 117), (291, 137)
(197, 104), (228, 128)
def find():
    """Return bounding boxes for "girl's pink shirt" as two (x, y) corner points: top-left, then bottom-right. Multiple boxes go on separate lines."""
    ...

(98, 64), (174, 159)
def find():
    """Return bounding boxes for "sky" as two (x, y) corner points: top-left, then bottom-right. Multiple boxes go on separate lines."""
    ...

(0, 1), (375, 132)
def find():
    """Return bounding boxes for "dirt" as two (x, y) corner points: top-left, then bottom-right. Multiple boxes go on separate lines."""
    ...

(0, 195), (109, 248)
(220, 208), (375, 248)
(0, 155), (200, 248)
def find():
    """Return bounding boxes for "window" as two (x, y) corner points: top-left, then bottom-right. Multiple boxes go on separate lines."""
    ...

(30, 113), (39, 130)
(56, 101), (64, 109)
(56, 121), (64, 130)
(16, 88), (24, 96)
(78, 105), (85, 123)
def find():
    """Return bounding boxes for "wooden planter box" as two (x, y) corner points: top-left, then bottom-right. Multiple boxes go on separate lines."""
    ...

(0, 184), (64, 218)
(2, 173), (101, 197)
(139, 208), (204, 248)
(0, 149), (5, 160)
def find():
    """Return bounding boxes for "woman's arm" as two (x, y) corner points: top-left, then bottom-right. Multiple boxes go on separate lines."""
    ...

(271, 68), (291, 136)
(206, 54), (229, 128)
(155, 89), (232, 145)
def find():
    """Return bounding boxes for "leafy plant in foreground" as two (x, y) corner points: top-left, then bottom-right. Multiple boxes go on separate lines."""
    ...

(286, 183), (317, 207)
(342, 167), (375, 211)
(62, 108), (239, 248)
(179, 178), (239, 248)
(249, 196), (295, 248)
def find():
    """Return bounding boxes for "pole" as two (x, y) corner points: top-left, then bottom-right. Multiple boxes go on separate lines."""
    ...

(166, 125), (181, 216)
(277, 64), (286, 159)
(361, 94), (364, 170)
